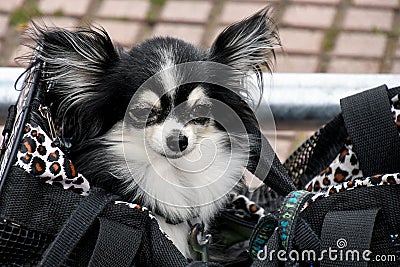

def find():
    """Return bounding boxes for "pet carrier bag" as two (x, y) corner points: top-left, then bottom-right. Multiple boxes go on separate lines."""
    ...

(1, 51), (399, 267)
(247, 85), (400, 266)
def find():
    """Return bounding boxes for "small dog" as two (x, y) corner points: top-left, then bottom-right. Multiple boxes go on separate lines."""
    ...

(28, 7), (279, 257)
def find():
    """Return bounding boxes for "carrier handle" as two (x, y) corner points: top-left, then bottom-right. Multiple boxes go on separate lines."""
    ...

(340, 85), (400, 176)
(320, 208), (380, 267)
(88, 217), (143, 266)
(246, 122), (296, 196)
(39, 188), (116, 267)
(0, 63), (43, 193)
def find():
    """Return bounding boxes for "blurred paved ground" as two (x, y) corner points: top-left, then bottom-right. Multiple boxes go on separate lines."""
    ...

(1, 0), (399, 161)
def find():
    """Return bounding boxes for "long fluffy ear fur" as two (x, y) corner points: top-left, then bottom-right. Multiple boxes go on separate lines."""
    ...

(27, 25), (121, 145)
(209, 6), (280, 77)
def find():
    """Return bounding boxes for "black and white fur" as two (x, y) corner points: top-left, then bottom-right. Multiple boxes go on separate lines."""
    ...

(27, 7), (279, 257)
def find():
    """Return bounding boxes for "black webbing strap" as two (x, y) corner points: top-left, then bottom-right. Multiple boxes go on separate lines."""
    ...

(320, 208), (380, 267)
(294, 218), (322, 253)
(340, 85), (400, 176)
(252, 125), (296, 196)
(251, 230), (280, 267)
(89, 217), (143, 266)
(39, 188), (116, 267)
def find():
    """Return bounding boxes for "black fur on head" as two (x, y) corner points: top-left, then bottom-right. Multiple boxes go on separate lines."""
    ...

(25, 24), (122, 145)
(209, 7), (280, 91)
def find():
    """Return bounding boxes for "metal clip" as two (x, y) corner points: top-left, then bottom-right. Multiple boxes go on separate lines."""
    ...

(189, 223), (211, 262)
(39, 105), (57, 140)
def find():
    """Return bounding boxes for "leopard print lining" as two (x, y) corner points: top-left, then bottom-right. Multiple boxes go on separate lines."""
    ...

(302, 173), (400, 209)
(391, 94), (400, 133)
(15, 123), (91, 196)
(114, 200), (173, 241)
(304, 138), (363, 193)
(226, 193), (265, 220)
(115, 201), (156, 219)
(304, 93), (400, 199)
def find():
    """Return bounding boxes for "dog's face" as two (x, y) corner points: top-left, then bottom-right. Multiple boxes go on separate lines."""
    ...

(129, 84), (212, 159)
(121, 39), (215, 160)
(121, 82), (229, 193)
(33, 7), (279, 147)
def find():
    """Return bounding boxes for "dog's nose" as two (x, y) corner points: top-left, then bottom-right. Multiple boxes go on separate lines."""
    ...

(166, 131), (188, 153)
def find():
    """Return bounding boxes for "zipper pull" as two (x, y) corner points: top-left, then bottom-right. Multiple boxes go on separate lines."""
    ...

(38, 105), (57, 140)
(38, 105), (72, 153)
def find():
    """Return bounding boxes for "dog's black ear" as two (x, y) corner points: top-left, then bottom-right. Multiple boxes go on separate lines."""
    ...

(29, 26), (121, 145)
(209, 7), (280, 74)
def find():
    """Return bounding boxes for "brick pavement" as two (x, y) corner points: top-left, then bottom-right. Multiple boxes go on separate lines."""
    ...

(0, 0), (399, 160)
(0, 0), (398, 72)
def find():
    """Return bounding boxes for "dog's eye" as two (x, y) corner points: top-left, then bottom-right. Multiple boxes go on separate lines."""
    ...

(190, 105), (211, 119)
(129, 107), (157, 122)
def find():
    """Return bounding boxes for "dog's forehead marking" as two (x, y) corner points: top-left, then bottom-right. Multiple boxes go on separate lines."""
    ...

(188, 87), (206, 101)
(138, 90), (161, 108)
(158, 48), (178, 100)
(187, 86), (208, 107)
